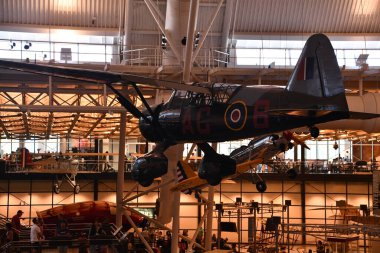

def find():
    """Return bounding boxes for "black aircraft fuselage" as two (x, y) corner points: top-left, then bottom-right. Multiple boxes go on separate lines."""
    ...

(139, 83), (348, 144)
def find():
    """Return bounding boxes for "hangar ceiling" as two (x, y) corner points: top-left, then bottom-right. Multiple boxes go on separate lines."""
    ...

(0, 0), (380, 140)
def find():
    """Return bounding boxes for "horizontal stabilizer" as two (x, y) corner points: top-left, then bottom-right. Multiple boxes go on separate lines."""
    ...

(268, 109), (339, 118)
(349, 111), (380, 120)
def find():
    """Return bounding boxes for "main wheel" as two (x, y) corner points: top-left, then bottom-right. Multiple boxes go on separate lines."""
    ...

(207, 175), (222, 186)
(53, 184), (60, 194)
(140, 177), (154, 187)
(256, 180), (267, 193)
(310, 126), (320, 138)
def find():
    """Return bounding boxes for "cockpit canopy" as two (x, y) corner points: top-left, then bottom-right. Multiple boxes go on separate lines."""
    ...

(168, 83), (241, 108)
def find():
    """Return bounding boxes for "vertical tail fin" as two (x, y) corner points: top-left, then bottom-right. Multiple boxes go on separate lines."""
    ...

(286, 34), (347, 107)
(176, 161), (197, 194)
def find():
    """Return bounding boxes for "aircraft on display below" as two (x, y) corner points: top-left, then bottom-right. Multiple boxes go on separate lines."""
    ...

(171, 131), (309, 193)
(5, 148), (113, 194)
(0, 33), (379, 188)
(36, 201), (147, 238)
(335, 200), (380, 225)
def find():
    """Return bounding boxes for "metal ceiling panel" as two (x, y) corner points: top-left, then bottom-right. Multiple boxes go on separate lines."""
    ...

(0, 0), (122, 28)
(234, 0), (380, 34)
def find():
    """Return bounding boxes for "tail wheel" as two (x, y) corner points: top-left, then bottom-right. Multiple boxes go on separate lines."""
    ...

(74, 185), (80, 194)
(256, 180), (267, 193)
(271, 134), (279, 141)
(310, 126), (320, 138)
(53, 184), (60, 194)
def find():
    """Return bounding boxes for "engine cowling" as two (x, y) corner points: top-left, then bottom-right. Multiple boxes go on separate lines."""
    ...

(198, 154), (236, 186)
(131, 153), (168, 187)
(138, 104), (164, 142)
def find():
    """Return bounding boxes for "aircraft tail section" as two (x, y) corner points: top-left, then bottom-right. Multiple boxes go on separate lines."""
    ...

(286, 34), (348, 111)
(176, 161), (197, 194)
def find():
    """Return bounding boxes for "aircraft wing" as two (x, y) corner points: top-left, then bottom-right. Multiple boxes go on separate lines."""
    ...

(235, 158), (264, 175)
(0, 59), (210, 94)
(171, 158), (263, 193)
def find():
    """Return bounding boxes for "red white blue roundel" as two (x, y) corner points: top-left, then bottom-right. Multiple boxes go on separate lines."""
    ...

(224, 101), (247, 131)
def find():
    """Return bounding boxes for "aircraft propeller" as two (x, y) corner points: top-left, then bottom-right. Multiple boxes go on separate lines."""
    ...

(110, 82), (174, 186)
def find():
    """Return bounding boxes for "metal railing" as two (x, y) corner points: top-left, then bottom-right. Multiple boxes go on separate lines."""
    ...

(2, 38), (380, 69)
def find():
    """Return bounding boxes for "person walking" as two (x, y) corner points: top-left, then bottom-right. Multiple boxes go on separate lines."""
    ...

(30, 218), (43, 253)
(11, 210), (23, 241)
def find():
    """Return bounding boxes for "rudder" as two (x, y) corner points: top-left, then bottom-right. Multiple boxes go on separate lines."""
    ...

(286, 34), (346, 101)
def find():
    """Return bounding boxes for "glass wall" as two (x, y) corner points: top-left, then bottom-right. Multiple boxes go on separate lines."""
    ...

(236, 38), (380, 68)
(0, 30), (116, 64)
(0, 177), (372, 247)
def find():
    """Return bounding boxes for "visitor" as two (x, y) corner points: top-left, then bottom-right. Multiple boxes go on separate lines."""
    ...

(30, 218), (43, 253)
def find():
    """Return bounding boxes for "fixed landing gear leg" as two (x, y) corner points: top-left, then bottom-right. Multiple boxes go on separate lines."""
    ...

(250, 170), (267, 193)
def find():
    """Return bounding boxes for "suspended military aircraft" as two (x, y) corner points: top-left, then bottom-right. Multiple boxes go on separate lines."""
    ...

(0, 34), (378, 188)
(171, 131), (308, 193)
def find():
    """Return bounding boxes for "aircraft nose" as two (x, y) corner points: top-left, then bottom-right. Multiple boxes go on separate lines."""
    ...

(138, 107), (164, 142)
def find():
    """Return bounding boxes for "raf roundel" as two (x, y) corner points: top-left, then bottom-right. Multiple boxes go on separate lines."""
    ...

(224, 101), (247, 131)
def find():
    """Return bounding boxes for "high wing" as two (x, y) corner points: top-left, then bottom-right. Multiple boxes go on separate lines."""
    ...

(0, 59), (210, 94)
(171, 158), (263, 193)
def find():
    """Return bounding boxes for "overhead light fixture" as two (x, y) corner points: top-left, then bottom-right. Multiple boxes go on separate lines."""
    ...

(10, 41), (16, 49)
(161, 34), (167, 50)
(194, 32), (200, 48)
(24, 42), (32, 50)
(333, 141), (338, 150)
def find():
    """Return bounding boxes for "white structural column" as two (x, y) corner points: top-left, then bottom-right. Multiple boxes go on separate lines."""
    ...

(221, 0), (235, 51)
(159, 145), (184, 253)
(143, 0), (182, 64)
(205, 186), (214, 250)
(118, 0), (133, 62)
(116, 112), (127, 227)
(183, 0), (199, 82)
(164, 0), (190, 66)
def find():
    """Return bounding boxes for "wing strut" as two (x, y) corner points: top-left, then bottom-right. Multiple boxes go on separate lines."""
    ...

(106, 83), (151, 124)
